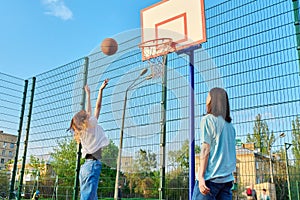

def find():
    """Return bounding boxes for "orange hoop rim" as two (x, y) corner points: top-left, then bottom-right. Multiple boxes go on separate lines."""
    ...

(139, 37), (173, 48)
(139, 38), (177, 61)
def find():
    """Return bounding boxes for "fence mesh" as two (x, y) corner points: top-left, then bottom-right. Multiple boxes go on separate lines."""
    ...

(0, 0), (299, 199)
(0, 73), (25, 197)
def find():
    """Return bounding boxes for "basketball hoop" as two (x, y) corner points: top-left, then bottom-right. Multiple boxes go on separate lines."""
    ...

(139, 38), (175, 79)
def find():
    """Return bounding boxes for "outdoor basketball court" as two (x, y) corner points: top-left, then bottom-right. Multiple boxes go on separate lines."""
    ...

(0, 0), (299, 200)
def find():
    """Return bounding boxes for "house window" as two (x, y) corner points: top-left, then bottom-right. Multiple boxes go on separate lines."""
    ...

(10, 143), (14, 148)
(0, 158), (4, 164)
(3, 142), (7, 148)
(9, 151), (13, 157)
(2, 150), (5, 156)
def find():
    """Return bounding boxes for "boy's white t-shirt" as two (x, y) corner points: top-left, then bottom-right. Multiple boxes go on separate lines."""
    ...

(80, 116), (109, 159)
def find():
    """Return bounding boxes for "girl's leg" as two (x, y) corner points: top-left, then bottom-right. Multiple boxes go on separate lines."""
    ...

(79, 160), (102, 200)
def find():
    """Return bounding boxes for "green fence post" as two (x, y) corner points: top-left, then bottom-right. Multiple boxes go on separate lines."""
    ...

(17, 77), (36, 200)
(9, 80), (28, 200)
(159, 55), (167, 200)
(73, 57), (89, 200)
(297, 181), (299, 200)
(292, 0), (300, 74)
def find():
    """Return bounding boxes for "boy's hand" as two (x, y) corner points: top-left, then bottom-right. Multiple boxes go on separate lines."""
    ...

(100, 79), (109, 90)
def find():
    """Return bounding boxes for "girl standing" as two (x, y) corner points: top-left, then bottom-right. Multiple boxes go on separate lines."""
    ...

(69, 79), (109, 200)
(192, 87), (236, 200)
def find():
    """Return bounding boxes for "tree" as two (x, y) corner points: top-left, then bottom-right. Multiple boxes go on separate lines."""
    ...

(291, 116), (300, 167)
(50, 138), (119, 198)
(124, 161), (140, 196)
(27, 155), (47, 197)
(290, 116), (300, 199)
(0, 168), (9, 197)
(135, 149), (158, 198)
(50, 138), (79, 192)
(136, 149), (157, 173)
(29, 155), (46, 178)
(168, 140), (200, 172)
(167, 140), (200, 200)
(246, 114), (274, 154)
(272, 147), (289, 200)
(98, 140), (118, 198)
(101, 140), (119, 168)
(124, 149), (158, 198)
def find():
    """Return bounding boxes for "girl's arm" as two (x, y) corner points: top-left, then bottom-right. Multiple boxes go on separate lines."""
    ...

(94, 79), (109, 120)
(85, 85), (91, 116)
(198, 142), (210, 195)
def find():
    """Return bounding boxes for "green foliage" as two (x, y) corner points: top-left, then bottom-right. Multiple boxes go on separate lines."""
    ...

(29, 155), (45, 177)
(292, 116), (300, 167)
(124, 149), (159, 198)
(246, 114), (274, 154)
(166, 140), (199, 200)
(50, 138), (119, 198)
(50, 138), (79, 192)
(98, 140), (118, 198)
(168, 140), (200, 172)
(102, 140), (119, 168)
(0, 168), (9, 195)
(291, 116), (300, 199)
(136, 149), (157, 173)
(124, 161), (140, 196)
(99, 163), (117, 198)
(166, 169), (188, 200)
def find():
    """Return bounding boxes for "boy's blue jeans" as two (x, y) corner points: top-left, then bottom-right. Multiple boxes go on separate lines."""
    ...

(79, 159), (102, 200)
(192, 180), (233, 200)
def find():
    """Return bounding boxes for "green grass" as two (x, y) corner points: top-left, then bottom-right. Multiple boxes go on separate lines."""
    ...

(100, 198), (159, 200)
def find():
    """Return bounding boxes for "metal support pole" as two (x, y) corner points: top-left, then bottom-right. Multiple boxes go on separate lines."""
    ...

(17, 77), (36, 200)
(9, 80), (28, 200)
(285, 143), (292, 200)
(73, 57), (89, 200)
(114, 91), (128, 199)
(177, 45), (200, 200)
(159, 55), (167, 200)
(188, 51), (195, 200)
(114, 68), (148, 199)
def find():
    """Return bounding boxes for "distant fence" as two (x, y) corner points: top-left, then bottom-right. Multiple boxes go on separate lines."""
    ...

(0, 73), (26, 197)
(0, 0), (299, 199)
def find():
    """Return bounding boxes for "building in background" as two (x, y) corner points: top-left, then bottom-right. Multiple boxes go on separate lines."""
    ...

(0, 130), (17, 170)
(195, 142), (281, 200)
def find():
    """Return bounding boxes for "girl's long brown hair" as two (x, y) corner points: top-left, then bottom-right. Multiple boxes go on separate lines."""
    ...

(206, 87), (232, 123)
(69, 110), (89, 143)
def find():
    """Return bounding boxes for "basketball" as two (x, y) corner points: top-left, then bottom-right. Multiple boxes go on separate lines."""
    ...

(101, 38), (118, 56)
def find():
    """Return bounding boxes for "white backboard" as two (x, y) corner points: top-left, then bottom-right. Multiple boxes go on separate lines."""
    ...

(140, 0), (206, 60)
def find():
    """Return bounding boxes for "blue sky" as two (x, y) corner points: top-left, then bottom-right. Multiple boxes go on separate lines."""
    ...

(0, 0), (221, 79)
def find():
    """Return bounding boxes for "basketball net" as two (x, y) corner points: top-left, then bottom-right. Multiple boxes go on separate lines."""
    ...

(139, 38), (174, 79)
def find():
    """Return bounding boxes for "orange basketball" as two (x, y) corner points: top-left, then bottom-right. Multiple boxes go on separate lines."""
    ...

(101, 38), (118, 56)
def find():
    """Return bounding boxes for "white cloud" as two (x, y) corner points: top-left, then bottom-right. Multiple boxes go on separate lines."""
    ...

(42, 0), (73, 20)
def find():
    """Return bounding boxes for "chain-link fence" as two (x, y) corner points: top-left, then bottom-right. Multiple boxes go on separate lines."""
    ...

(0, 0), (299, 199)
